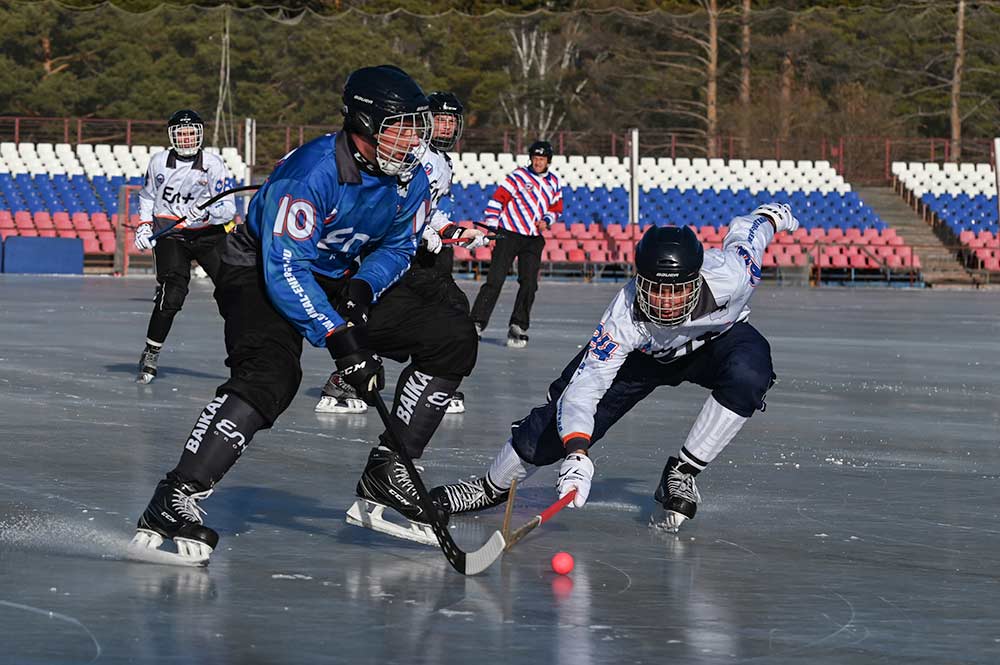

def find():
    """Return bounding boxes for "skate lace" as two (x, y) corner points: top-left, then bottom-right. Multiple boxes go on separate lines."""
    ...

(445, 479), (489, 510)
(140, 350), (159, 365)
(171, 488), (213, 524)
(331, 372), (360, 399)
(667, 469), (701, 503)
(392, 463), (417, 497)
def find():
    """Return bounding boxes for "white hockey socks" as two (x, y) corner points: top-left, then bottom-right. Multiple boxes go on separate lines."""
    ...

(679, 396), (748, 471)
(486, 438), (537, 490)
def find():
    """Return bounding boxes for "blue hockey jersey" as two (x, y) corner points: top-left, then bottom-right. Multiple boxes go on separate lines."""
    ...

(244, 131), (430, 347)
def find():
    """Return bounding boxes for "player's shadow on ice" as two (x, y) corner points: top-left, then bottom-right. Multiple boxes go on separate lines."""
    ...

(210, 486), (342, 538)
(104, 363), (226, 381)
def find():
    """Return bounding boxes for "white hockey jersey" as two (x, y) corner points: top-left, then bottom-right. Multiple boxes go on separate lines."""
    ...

(419, 146), (455, 232)
(556, 213), (775, 444)
(138, 149), (236, 233)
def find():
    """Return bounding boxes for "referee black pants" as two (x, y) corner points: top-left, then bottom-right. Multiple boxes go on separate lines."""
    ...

(470, 228), (545, 331)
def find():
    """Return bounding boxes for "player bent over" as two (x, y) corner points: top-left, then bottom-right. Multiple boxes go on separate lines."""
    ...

(130, 65), (475, 564)
(432, 204), (799, 533)
(316, 91), (488, 416)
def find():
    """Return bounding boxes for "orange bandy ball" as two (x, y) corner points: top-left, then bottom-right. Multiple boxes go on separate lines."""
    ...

(551, 551), (574, 575)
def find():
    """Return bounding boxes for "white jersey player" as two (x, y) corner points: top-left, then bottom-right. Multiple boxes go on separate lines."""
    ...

(133, 109), (236, 384)
(315, 90), (489, 416)
(431, 203), (800, 534)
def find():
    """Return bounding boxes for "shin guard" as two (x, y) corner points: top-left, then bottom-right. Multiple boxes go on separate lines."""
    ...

(385, 365), (460, 459)
(173, 392), (267, 489)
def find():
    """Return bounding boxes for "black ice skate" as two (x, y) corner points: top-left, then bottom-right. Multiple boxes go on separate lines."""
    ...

(430, 475), (509, 516)
(129, 475), (218, 565)
(651, 456), (701, 533)
(314, 371), (368, 414)
(506, 324), (529, 349)
(445, 390), (466, 414)
(136, 346), (160, 384)
(345, 446), (443, 546)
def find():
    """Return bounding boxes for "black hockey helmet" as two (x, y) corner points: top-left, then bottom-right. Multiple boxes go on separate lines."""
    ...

(341, 65), (432, 176)
(427, 91), (464, 151)
(167, 109), (204, 157)
(634, 225), (704, 326)
(528, 140), (554, 160)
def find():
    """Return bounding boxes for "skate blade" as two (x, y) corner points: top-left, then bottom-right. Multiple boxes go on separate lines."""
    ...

(345, 499), (437, 546)
(135, 372), (155, 385)
(506, 340), (527, 349)
(315, 396), (368, 414)
(126, 529), (211, 567)
(649, 508), (689, 534)
(444, 401), (465, 414)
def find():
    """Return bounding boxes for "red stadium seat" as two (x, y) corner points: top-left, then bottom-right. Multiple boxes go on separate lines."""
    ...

(53, 212), (72, 229)
(83, 238), (101, 253)
(452, 246), (472, 261)
(549, 222), (571, 238)
(38, 229), (57, 238)
(34, 212), (54, 229)
(92, 213), (111, 231)
(14, 211), (33, 228)
(567, 249), (586, 262)
(0, 228), (17, 240)
(547, 249), (568, 262)
(588, 249), (610, 263)
(57, 229), (77, 239)
(0, 214), (13, 229)
(473, 247), (491, 261)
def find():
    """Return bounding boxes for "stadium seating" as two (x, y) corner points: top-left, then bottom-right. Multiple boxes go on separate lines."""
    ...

(892, 161), (1000, 273)
(0, 142), (248, 256)
(0, 138), (915, 279)
(451, 154), (911, 277)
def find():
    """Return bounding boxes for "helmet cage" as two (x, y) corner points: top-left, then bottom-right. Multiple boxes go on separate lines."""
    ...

(375, 110), (432, 176)
(430, 112), (464, 151)
(169, 123), (203, 157)
(635, 273), (701, 326)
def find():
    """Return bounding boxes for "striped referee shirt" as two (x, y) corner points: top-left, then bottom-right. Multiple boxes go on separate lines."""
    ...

(483, 166), (563, 236)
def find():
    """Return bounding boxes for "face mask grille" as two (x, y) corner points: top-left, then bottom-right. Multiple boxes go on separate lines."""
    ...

(635, 274), (701, 326)
(430, 112), (463, 151)
(168, 124), (203, 156)
(375, 111), (432, 176)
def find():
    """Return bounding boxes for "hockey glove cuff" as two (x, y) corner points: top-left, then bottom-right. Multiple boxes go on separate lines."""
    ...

(338, 279), (374, 328)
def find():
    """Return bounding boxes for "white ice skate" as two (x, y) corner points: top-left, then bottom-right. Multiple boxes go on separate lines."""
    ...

(127, 530), (212, 567)
(315, 395), (368, 414)
(136, 347), (159, 384)
(650, 456), (701, 534)
(444, 391), (465, 414)
(346, 499), (437, 546)
(506, 324), (528, 349)
(315, 372), (368, 413)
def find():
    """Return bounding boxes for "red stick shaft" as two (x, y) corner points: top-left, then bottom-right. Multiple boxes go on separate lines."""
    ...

(538, 489), (576, 524)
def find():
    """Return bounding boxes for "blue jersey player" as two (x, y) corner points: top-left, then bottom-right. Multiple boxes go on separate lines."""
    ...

(129, 65), (478, 564)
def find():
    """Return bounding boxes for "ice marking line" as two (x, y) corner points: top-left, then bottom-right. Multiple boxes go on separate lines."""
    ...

(0, 600), (102, 662)
(795, 505), (965, 555)
(594, 560), (632, 594)
(715, 539), (759, 557)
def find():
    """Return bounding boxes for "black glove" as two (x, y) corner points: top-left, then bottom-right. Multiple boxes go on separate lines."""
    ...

(339, 279), (373, 328)
(326, 324), (384, 405)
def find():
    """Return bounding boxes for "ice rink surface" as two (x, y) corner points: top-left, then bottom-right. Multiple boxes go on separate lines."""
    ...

(1, 274), (999, 664)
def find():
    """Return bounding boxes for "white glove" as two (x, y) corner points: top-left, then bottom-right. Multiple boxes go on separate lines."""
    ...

(178, 202), (208, 224)
(134, 222), (155, 250)
(752, 203), (799, 233)
(557, 453), (594, 508)
(421, 225), (443, 254)
(458, 227), (491, 251)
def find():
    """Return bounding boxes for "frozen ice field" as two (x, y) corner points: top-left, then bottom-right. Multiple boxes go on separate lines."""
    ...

(1, 274), (998, 665)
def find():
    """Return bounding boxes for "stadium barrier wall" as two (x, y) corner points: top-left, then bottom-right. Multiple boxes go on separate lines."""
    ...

(2, 237), (83, 274)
